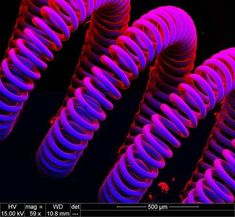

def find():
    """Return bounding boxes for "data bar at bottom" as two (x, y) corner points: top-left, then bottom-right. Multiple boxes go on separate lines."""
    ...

(0, 203), (233, 217)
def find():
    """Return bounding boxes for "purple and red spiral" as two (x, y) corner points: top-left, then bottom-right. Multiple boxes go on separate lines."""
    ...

(0, 0), (234, 204)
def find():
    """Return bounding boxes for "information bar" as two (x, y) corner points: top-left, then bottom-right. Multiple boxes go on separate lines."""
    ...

(0, 203), (233, 216)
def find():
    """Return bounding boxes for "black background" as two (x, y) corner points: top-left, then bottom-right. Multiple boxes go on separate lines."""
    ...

(0, 0), (234, 202)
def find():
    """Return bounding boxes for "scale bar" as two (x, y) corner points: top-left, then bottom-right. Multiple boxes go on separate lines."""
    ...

(117, 205), (147, 209)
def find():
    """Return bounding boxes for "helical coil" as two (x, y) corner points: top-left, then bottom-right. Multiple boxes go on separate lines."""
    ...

(182, 149), (235, 203)
(181, 90), (235, 203)
(51, 0), (131, 117)
(0, 0), (130, 141)
(3, 0), (234, 204)
(98, 48), (235, 203)
(36, 6), (198, 179)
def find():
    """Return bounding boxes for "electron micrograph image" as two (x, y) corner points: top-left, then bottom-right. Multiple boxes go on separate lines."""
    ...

(0, 0), (234, 204)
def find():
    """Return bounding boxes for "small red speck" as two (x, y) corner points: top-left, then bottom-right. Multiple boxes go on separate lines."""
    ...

(171, 177), (175, 182)
(232, 139), (235, 148)
(158, 182), (170, 194)
(117, 146), (127, 155)
(148, 193), (153, 201)
(49, 116), (56, 125)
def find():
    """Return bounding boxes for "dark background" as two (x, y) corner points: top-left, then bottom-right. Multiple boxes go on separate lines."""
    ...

(0, 0), (234, 202)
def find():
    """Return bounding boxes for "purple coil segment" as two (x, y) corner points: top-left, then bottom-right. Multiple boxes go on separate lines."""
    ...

(36, 6), (197, 179)
(0, 0), (130, 141)
(98, 47), (235, 203)
(182, 90), (235, 203)
(182, 149), (235, 203)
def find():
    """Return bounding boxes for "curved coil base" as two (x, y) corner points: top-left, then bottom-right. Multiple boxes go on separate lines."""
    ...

(98, 48), (235, 203)
(36, 6), (197, 178)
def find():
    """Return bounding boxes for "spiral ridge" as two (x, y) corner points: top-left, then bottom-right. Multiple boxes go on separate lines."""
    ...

(36, 6), (197, 178)
(0, 0), (130, 141)
(182, 149), (235, 203)
(182, 80), (235, 203)
(98, 48), (235, 203)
